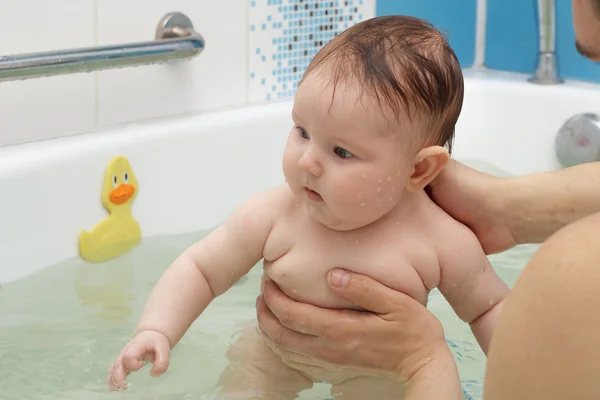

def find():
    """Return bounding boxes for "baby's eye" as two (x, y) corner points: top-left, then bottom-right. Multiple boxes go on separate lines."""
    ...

(297, 126), (309, 140)
(333, 146), (353, 159)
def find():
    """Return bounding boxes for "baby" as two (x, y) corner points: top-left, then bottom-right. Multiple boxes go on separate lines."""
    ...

(108, 15), (509, 399)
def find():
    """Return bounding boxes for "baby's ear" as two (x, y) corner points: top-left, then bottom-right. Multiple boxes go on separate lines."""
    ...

(406, 146), (450, 192)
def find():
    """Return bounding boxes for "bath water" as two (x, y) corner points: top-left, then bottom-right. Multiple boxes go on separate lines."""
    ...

(0, 158), (538, 400)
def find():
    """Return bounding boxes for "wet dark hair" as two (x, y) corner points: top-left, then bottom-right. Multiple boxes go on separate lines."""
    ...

(299, 15), (464, 154)
(593, 0), (600, 18)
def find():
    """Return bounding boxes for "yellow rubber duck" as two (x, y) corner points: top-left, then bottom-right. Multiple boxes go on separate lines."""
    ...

(79, 155), (141, 262)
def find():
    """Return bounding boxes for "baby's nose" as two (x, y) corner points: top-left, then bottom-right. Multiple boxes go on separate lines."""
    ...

(298, 152), (323, 177)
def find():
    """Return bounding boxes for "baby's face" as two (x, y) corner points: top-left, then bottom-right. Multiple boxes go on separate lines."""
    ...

(282, 70), (418, 230)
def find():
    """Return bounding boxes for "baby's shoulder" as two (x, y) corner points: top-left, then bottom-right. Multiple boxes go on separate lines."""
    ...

(426, 206), (483, 261)
(239, 184), (297, 216)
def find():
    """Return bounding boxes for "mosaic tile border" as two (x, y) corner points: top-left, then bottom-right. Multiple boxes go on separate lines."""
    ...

(248, 0), (375, 103)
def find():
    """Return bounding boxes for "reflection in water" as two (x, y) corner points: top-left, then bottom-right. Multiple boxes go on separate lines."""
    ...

(74, 257), (136, 323)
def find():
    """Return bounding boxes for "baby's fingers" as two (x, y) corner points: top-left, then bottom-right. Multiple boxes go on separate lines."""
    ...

(122, 352), (145, 373)
(149, 340), (171, 377)
(107, 360), (129, 391)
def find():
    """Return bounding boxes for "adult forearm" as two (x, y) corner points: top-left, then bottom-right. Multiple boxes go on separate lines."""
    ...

(500, 162), (600, 245)
(404, 346), (463, 400)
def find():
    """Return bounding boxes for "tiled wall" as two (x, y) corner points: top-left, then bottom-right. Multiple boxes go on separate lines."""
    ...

(0, 1), (597, 147)
(0, 0), (251, 147)
(248, 0), (375, 102)
(486, 0), (600, 82)
(376, 0), (478, 67)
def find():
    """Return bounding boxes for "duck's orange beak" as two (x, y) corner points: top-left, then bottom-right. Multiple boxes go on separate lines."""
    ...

(109, 184), (135, 205)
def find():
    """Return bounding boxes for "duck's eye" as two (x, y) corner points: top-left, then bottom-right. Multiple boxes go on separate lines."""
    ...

(123, 172), (129, 183)
(112, 175), (118, 187)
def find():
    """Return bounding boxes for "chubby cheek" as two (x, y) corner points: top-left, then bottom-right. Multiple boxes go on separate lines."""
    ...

(282, 136), (301, 190)
(330, 170), (406, 214)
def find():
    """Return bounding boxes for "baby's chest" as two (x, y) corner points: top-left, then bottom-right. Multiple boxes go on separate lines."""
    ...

(263, 216), (433, 303)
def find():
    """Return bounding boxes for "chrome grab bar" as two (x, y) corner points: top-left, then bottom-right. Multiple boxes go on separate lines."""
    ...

(0, 12), (205, 82)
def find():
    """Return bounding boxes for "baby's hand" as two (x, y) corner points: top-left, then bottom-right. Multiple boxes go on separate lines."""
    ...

(107, 330), (171, 391)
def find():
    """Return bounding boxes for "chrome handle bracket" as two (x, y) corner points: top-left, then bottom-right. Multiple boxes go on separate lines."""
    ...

(0, 11), (205, 82)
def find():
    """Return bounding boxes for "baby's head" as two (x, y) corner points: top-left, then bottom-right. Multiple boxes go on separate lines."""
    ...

(282, 15), (464, 230)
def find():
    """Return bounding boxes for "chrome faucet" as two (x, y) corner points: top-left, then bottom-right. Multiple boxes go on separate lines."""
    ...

(529, 0), (564, 84)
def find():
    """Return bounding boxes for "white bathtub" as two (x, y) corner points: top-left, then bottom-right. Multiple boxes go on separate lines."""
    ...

(2, 68), (600, 284)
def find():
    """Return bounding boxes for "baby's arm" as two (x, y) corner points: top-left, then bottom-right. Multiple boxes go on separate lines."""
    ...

(437, 223), (510, 354)
(134, 186), (285, 348)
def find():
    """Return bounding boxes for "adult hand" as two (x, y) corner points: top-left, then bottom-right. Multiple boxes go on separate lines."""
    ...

(257, 270), (454, 384)
(427, 159), (517, 254)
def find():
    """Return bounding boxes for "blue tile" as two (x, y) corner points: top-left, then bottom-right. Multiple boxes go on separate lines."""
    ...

(249, 0), (375, 102)
(485, 0), (537, 73)
(376, 0), (477, 67)
(555, 1), (600, 82)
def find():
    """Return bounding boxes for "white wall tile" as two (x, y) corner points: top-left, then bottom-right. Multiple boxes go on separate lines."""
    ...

(0, 0), (96, 146)
(96, 0), (248, 127)
(248, 0), (376, 103)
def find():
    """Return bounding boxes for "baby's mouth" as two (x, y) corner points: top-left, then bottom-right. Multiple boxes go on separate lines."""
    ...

(303, 187), (323, 202)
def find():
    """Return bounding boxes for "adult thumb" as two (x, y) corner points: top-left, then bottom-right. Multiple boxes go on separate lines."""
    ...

(327, 269), (401, 314)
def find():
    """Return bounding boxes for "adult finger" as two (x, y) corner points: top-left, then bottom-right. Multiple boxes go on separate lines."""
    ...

(256, 294), (323, 355)
(262, 279), (346, 336)
(328, 269), (417, 316)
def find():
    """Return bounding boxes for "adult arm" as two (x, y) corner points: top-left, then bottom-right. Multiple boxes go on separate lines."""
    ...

(484, 211), (600, 399)
(427, 159), (600, 253)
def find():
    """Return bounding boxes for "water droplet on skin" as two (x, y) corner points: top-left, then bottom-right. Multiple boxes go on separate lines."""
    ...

(388, 196), (393, 202)
(357, 194), (363, 199)
(378, 179), (382, 184)
(360, 202), (367, 207)
(387, 176), (392, 182)
(488, 299), (494, 305)
(429, 204), (434, 208)
(396, 171), (401, 176)
(377, 186), (382, 193)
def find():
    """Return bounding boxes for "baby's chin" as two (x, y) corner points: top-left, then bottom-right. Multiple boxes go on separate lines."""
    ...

(305, 203), (379, 232)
